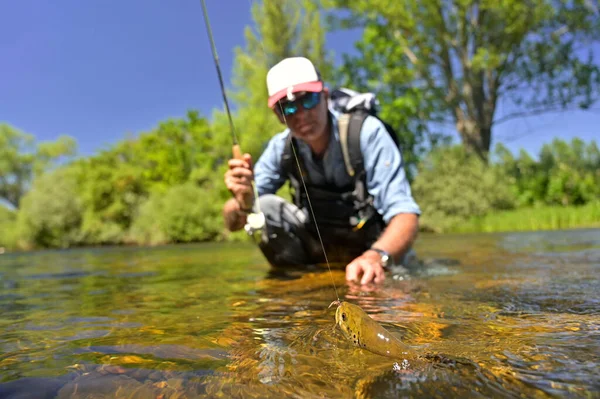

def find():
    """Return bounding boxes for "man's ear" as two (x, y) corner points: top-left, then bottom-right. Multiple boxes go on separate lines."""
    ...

(272, 108), (286, 124)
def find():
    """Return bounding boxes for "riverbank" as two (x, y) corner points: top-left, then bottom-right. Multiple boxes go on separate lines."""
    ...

(2, 202), (600, 254)
(449, 201), (600, 234)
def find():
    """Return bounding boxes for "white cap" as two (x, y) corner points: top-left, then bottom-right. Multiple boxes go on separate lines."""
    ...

(266, 57), (324, 108)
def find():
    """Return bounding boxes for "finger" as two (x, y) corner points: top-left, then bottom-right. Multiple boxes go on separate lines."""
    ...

(360, 265), (376, 286)
(228, 158), (250, 170)
(374, 267), (386, 284)
(345, 262), (362, 283)
(231, 166), (254, 179)
(226, 174), (253, 187)
(225, 169), (254, 185)
(224, 174), (252, 191)
(226, 181), (253, 195)
(243, 153), (253, 169)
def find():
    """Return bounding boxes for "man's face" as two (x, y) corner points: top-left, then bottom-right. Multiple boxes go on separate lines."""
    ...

(274, 88), (329, 143)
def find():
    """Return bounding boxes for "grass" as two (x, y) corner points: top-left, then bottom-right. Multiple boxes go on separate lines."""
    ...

(450, 201), (600, 234)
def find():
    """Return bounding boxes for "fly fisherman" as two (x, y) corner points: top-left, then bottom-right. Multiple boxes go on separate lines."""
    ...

(222, 57), (421, 285)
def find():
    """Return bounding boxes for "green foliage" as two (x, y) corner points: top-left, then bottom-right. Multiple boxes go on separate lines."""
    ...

(412, 145), (516, 232)
(324, 0), (600, 161)
(0, 123), (77, 208)
(129, 182), (224, 246)
(0, 205), (17, 250)
(15, 167), (83, 249)
(76, 156), (142, 245)
(2, 2), (598, 251)
(453, 201), (600, 233)
(72, 111), (222, 245)
(413, 138), (599, 232)
(494, 138), (600, 207)
(5, 110), (236, 251)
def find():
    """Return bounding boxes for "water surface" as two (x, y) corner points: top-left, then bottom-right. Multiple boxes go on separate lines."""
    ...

(1, 229), (599, 398)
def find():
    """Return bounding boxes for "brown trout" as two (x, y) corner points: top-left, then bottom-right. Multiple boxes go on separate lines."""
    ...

(331, 300), (418, 360)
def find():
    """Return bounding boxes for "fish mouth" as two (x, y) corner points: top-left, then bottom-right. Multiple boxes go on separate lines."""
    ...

(330, 300), (342, 325)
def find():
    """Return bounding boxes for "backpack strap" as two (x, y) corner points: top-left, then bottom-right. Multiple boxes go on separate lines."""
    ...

(337, 110), (371, 213)
(346, 111), (369, 180)
(338, 114), (354, 177)
(339, 111), (370, 179)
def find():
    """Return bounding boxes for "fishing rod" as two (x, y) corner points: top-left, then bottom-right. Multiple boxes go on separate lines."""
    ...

(201, 0), (339, 301)
(200, 0), (242, 160)
(200, 0), (264, 234)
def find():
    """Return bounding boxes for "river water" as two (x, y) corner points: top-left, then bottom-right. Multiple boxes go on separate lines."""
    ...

(0, 228), (599, 398)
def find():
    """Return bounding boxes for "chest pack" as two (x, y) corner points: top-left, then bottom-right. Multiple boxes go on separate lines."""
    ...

(279, 87), (401, 232)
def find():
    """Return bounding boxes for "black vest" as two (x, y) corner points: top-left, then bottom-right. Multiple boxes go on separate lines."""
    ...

(280, 119), (386, 251)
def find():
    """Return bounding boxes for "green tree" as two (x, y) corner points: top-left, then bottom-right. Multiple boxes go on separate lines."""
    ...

(0, 123), (77, 208)
(494, 138), (600, 207)
(16, 166), (83, 249)
(74, 111), (218, 245)
(412, 145), (516, 232)
(325, 0), (600, 162)
(129, 182), (223, 245)
(0, 205), (17, 250)
(218, 0), (335, 162)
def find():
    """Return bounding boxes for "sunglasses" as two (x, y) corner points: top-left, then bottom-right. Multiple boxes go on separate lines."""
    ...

(276, 91), (321, 117)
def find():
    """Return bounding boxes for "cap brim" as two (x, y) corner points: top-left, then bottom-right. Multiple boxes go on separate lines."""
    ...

(268, 81), (323, 108)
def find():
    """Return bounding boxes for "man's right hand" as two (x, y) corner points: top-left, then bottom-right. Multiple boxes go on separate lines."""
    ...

(224, 153), (254, 211)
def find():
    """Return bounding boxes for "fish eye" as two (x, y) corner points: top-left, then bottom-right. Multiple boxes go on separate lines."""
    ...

(342, 313), (346, 321)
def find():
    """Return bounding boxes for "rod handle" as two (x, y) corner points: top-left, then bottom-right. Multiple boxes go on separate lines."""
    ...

(232, 144), (243, 160)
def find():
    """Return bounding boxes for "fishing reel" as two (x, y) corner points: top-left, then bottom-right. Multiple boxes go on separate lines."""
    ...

(244, 211), (266, 240)
(243, 182), (267, 240)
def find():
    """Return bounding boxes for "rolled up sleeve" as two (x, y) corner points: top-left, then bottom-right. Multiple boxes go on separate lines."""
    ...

(359, 116), (421, 224)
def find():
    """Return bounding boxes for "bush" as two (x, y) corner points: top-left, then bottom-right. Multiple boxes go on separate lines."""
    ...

(412, 145), (516, 232)
(129, 182), (224, 245)
(16, 167), (83, 249)
(0, 205), (17, 250)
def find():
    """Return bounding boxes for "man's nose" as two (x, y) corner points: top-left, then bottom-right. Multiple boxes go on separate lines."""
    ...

(292, 105), (309, 121)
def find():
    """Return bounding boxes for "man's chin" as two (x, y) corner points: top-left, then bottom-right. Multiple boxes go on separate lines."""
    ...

(293, 133), (318, 144)
(292, 126), (317, 139)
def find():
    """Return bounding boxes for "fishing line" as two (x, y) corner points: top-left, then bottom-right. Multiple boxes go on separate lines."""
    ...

(201, 0), (338, 301)
(247, 0), (339, 302)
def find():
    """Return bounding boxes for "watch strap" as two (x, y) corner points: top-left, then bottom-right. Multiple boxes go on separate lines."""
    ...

(368, 247), (391, 268)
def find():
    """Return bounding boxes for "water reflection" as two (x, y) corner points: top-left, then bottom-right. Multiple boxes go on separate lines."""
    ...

(0, 231), (599, 398)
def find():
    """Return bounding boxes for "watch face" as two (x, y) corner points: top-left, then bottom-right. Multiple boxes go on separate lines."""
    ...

(370, 248), (390, 267)
(381, 254), (389, 266)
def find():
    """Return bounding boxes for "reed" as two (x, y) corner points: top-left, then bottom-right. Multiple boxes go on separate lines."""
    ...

(450, 201), (600, 233)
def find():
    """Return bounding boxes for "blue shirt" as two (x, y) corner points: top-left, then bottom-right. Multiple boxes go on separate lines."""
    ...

(253, 109), (421, 224)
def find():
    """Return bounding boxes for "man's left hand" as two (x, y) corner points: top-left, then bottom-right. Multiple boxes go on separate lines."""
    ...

(345, 250), (386, 285)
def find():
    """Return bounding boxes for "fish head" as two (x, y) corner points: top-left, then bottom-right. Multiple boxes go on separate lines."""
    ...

(334, 301), (354, 337)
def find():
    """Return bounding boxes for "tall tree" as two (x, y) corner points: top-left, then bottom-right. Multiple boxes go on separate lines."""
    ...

(325, 0), (600, 162)
(215, 0), (335, 161)
(0, 123), (77, 208)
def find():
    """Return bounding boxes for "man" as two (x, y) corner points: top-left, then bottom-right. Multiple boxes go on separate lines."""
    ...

(223, 56), (421, 285)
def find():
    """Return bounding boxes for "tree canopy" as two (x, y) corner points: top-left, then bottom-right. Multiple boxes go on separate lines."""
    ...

(0, 123), (76, 208)
(325, 0), (600, 161)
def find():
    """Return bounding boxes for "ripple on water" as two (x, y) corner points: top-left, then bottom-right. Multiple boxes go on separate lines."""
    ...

(0, 231), (599, 398)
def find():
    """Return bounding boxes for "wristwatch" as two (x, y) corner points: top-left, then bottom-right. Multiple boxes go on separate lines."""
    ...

(368, 247), (391, 268)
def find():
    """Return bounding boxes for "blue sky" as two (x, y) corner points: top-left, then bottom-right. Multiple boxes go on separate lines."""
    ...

(1, 0), (598, 160)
